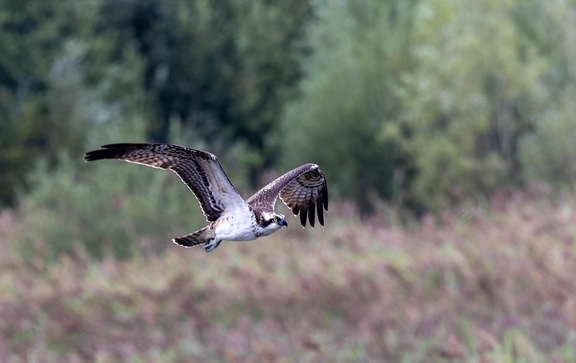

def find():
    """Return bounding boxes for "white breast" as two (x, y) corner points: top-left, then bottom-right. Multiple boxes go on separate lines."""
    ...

(213, 212), (257, 241)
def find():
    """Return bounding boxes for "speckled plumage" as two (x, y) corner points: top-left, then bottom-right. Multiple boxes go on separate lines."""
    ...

(84, 143), (328, 252)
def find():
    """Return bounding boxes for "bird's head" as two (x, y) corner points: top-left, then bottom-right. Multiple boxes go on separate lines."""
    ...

(258, 212), (288, 236)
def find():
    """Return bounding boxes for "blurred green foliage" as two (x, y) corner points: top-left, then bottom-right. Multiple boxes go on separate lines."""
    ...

(0, 0), (96, 204)
(283, 0), (576, 212)
(1, 0), (576, 239)
(0, 0), (312, 206)
(14, 117), (205, 260)
(98, 0), (312, 183)
(282, 0), (418, 213)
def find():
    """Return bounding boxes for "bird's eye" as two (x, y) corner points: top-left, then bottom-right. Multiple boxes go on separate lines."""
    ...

(272, 217), (278, 222)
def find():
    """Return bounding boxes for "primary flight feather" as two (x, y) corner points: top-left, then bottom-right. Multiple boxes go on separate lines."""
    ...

(84, 143), (328, 252)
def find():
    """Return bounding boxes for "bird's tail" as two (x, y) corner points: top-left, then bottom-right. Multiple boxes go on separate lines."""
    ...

(172, 226), (214, 248)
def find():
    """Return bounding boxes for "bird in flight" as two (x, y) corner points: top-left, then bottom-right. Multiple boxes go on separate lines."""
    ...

(84, 143), (328, 252)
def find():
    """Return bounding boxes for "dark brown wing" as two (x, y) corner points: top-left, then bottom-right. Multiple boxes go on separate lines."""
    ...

(84, 143), (248, 222)
(246, 164), (328, 227)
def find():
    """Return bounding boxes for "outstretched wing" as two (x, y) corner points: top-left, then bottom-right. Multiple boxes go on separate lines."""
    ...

(246, 164), (328, 227)
(84, 143), (247, 222)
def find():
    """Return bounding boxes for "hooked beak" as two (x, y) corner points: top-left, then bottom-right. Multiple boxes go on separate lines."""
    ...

(277, 219), (288, 227)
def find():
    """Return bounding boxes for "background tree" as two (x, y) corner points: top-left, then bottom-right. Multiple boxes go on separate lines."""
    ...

(282, 0), (576, 213)
(282, 0), (418, 214)
(0, 0), (103, 205)
(399, 0), (546, 209)
(99, 0), (313, 184)
(2, 0), (576, 218)
(516, 0), (576, 185)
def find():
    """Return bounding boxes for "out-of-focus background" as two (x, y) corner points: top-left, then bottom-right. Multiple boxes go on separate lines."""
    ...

(1, 0), (576, 361)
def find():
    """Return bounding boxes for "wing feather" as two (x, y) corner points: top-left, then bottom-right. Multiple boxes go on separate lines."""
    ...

(317, 199), (324, 226)
(84, 143), (247, 222)
(246, 163), (328, 227)
(308, 202), (316, 227)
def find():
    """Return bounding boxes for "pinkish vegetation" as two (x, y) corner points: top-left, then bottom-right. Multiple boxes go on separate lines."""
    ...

(1, 191), (576, 362)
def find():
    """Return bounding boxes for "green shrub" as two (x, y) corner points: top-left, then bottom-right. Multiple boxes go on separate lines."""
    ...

(282, 0), (576, 213)
(15, 150), (205, 261)
(13, 112), (213, 261)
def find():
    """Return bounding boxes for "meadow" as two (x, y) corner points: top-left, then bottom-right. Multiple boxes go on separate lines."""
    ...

(2, 1), (576, 361)
(1, 189), (575, 362)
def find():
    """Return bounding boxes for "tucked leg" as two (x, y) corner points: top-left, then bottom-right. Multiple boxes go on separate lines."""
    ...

(204, 239), (222, 253)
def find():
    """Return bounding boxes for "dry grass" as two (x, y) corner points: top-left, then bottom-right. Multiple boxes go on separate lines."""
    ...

(1, 191), (576, 362)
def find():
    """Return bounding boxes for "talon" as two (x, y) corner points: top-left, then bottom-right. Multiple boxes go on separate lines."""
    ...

(204, 240), (221, 253)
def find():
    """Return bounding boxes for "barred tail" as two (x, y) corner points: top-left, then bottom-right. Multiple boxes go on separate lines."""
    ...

(172, 226), (214, 248)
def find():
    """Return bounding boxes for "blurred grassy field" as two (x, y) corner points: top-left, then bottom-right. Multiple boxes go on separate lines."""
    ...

(1, 191), (576, 362)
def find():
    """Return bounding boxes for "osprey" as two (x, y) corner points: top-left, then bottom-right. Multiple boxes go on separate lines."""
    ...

(84, 143), (328, 252)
